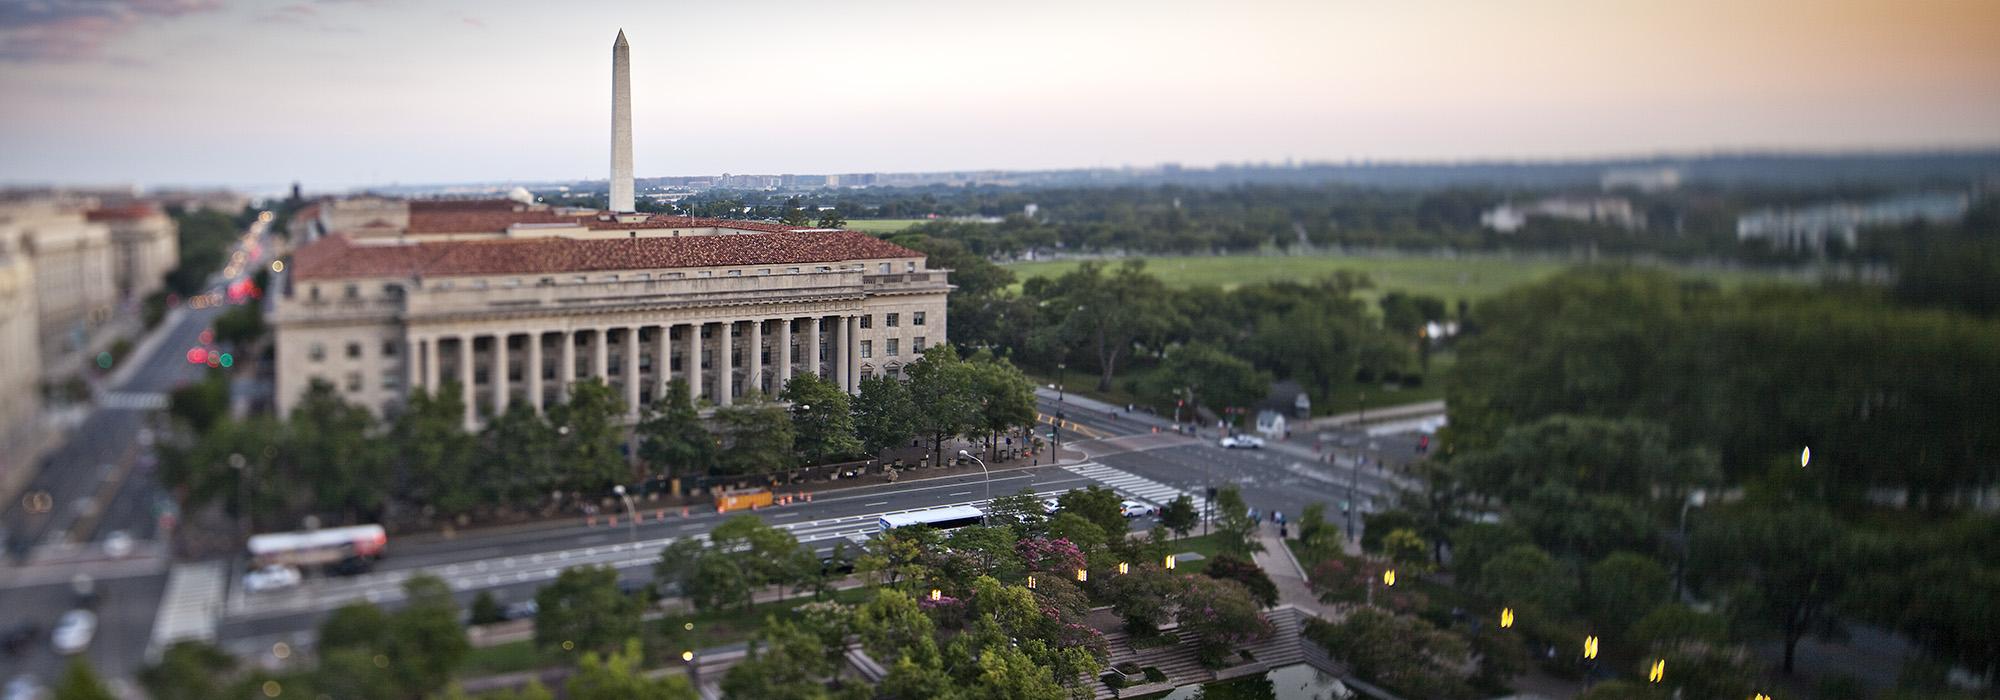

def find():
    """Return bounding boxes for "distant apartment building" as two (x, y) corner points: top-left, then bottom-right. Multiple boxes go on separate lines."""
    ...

(87, 202), (179, 303)
(0, 199), (117, 360)
(1600, 166), (1682, 193)
(0, 242), (45, 500)
(1736, 191), (1971, 253)
(270, 198), (952, 428)
(1480, 196), (1643, 233)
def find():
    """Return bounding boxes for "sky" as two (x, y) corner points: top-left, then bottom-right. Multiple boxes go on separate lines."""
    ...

(2, 0), (1999, 192)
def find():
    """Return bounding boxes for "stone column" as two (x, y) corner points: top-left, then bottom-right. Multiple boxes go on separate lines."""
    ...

(831, 316), (847, 391)
(420, 337), (438, 394)
(458, 336), (475, 428)
(746, 319), (764, 396)
(846, 315), (862, 393)
(717, 320), (735, 406)
(494, 333), (510, 414)
(590, 329), (608, 386)
(623, 327), (641, 416)
(653, 324), (671, 399)
(527, 332), (544, 414)
(774, 318), (792, 394)
(804, 316), (822, 379)
(685, 322), (703, 401)
(558, 330), (576, 402)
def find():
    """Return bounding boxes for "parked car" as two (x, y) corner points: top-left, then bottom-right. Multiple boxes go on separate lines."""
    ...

(1042, 497), (1062, 514)
(502, 600), (539, 621)
(1219, 434), (1265, 449)
(243, 565), (302, 593)
(50, 610), (95, 655)
(1120, 500), (1157, 518)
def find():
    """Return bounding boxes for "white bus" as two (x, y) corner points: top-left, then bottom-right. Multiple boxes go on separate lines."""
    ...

(247, 524), (388, 572)
(877, 505), (986, 534)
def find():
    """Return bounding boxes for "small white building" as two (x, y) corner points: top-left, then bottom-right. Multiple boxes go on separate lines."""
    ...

(1255, 410), (1287, 440)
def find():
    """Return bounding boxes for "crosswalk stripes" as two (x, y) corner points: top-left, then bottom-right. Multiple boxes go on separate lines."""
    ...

(99, 391), (169, 410)
(148, 561), (225, 661)
(1062, 462), (1208, 514)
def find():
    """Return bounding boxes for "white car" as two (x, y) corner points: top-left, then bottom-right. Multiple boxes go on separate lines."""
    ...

(4, 675), (47, 700)
(1042, 497), (1062, 514)
(243, 565), (302, 593)
(1120, 500), (1156, 518)
(1219, 434), (1265, 449)
(101, 531), (134, 559)
(50, 610), (95, 655)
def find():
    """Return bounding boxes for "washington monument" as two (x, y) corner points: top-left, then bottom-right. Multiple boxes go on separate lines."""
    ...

(610, 29), (635, 213)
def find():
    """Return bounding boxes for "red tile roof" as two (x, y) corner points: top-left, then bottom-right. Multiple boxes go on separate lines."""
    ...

(291, 230), (921, 281)
(409, 199), (522, 212)
(406, 209), (575, 234)
(85, 203), (164, 222)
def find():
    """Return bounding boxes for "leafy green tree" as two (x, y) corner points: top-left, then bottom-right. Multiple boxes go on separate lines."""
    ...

(714, 392), (796, 475)
(815, 210), (848, 229)
(1045, 513), (1108, 557)
(1205, 553), (1280, 608)
(1451, 414), (1717, 507)
(710, 514), (812, 601)
(1511, 485), (1653, 568)
(1212, 486), (1262, 556)
(318, 601), (387, 651)
(311, 648), (399, 700)
(139, 641), (237, 700)
(1446, 522), (1529, 591)
(856, 526), (941, 589)
(1628, 603), (1730, 648)
(1360, 509), (1420, 554)
(1056, 486), (1126, 548)
(436, 680), (555, 700)
(1159, 494), (1198, 538)
(721, 618), (839, 700)
(1586, 552), (1671, 636)
(1690, 505), (1856, 674)
(964, 351), (1038, 457)
(657, 538), (752, 613)
(1294, 502), (1343, 565)
(946, 525), (1024, 579)
(548, 378), (630, 490)
(383, 574), (469, 696)
(480, 402), (562, 505)
(1479, 543), (1575, 619)
(906, 344), (980, 466)
(1379, 291), (1447, 337)
(1175, 576), (1272, 667)
(987, 488), (1050, 536)
(1103, 567), (1178, 635)
(1033, 260), (1177, 392)
(637, 379), (715, 478)
(853, 375), (917, 456)
(1304, 610), (1475, 700)
(534, 565), (641, 655)
(470, 590), (505, 625)
(1147, 341), (1269, 417)
(853, 588), (936, 663)
(52, 658), (115, 700)
(166, 369), (230, 433)
(569, 639), (697, 700)
(1382, 528), (1432, 574)
(781, 373), (861, 465)
(286, 380), (390, 523)
(391, 383), (480, 516)
(779, 196), (814, 227)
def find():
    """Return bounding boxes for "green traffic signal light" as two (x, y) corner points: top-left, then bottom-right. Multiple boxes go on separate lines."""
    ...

(219, 353), (234, 368)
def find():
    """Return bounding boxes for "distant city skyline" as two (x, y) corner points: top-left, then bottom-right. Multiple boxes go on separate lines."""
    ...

(3, 0), (1999, 190)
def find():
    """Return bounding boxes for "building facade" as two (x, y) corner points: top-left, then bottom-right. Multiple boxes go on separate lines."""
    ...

(0, 199), (117, 360)
(88, 202), (180, 303)
(271, 202), (951, 428)
(0, 241), (45, 501)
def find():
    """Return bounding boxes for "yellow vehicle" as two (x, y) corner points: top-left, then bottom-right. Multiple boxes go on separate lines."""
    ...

(715, 488), (773, 513)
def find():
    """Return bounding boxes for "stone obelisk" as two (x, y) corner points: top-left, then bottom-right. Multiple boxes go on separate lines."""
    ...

(609, 29), (635, 213)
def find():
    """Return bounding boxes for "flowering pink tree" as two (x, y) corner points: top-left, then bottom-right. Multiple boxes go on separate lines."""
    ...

(1175, 576), (1272, 667)
(1015, 536), (1086, 573)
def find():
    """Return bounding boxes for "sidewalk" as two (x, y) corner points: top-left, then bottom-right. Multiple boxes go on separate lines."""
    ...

(1250, 524), (1341, 621)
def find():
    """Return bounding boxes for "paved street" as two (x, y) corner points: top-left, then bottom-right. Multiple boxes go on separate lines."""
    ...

(0, 220), (269, 688)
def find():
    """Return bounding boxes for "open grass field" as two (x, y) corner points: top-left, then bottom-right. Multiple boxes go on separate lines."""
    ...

(844, 218), (931, 234)
(1005, 253), (1800, 306)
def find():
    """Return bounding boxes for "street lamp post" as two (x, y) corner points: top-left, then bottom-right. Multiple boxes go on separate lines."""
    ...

(958, 450), (991, 505)
(1674, 489), (1707, 598)
(612, 484), (638, 542)
(1056, 362), (1066, 402)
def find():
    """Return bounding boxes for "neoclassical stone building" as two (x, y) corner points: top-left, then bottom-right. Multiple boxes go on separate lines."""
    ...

(271, 203), (951, 428)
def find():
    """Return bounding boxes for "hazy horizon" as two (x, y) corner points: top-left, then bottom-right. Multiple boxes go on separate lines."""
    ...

(4, 0), (1999, 191)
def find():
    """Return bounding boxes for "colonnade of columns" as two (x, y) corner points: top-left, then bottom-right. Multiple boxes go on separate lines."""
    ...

(408, 313), (863, 428)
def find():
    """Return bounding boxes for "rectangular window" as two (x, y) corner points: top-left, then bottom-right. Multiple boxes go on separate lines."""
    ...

(788, 267), (801, 274)
(346, 342), (362, 359)
(382, 373), (401, 391)
(309, 286), (321, 302)
(308, 343), (326, 362)
(346, 372), (362, 392)
(878, 263), (891, 274)
(914, 336), (927, 352)
(886, 313), (900, 327)
(887, 338), (899, 356)
(727, 270), (742, 277)
(344, 284), (359, 299)
(699, 271), (713, 278)
(382, 340), (398, 357)
(860, 315), (872, 329)
(860, 340), (873, 359)
(913, 311), (926, 326)
(906, 261), (917, 273)
(668, 272), (685, 279)
(758, 269), (771, 275)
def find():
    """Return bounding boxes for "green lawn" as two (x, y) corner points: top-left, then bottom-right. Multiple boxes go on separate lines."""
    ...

(654, 585), (881, 652)
(1030, 352), (1454, 419)
(844, 218), (931, 234)
(1005, 253), (1798, 307)
(458, 638), (566, 677)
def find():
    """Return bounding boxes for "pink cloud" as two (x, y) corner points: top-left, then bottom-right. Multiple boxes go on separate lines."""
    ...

(0, 0), (224, 62)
